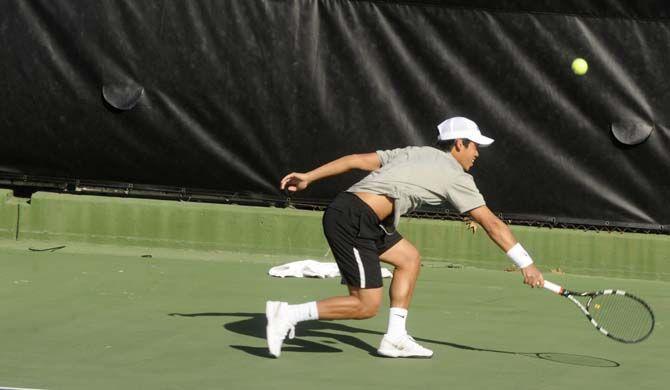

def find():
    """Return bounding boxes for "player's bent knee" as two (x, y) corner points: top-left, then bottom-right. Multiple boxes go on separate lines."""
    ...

(348, 286), (382, 319)
(356, 303), (379, 319)
(402, 251), (421, 270)
(354, 298), (381, 319)
(380, 239), (422, 271)
(411, 251), (421, 266)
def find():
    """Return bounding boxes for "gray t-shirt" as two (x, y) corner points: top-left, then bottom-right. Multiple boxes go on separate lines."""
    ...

(347, 146), (485, 228)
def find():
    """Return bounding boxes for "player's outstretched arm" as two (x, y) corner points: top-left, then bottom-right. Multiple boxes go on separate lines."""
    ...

(468, 205), (544, 288)
(280, 153), (381, 192)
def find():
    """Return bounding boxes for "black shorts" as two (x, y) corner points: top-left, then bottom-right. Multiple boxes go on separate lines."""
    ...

(322, 192), (403, 289)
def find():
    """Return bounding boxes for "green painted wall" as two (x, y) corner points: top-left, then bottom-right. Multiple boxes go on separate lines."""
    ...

(0, 189), (19, 239)
(401, 217), (670, 281)
(18, 192), (326, 254)
(7, 190), (670, 281)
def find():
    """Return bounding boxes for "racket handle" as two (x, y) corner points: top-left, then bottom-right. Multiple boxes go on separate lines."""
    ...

(543, 280), (563, 294)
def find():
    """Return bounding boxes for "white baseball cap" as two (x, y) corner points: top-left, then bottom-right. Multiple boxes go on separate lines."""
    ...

(437, 117), (494, 147)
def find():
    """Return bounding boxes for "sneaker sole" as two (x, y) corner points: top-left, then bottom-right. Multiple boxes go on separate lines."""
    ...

(376, 349), (433, 359)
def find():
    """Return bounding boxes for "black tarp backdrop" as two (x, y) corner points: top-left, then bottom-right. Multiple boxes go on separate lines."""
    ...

(1, 0), (669, 229)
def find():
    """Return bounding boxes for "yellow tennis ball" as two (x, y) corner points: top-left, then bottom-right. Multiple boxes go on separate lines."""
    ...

(572, 58), (588, 75)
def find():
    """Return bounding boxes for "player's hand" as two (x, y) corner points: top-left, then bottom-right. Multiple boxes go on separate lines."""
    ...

(521, 264), (544, 288)
(280, 172), (311, 192)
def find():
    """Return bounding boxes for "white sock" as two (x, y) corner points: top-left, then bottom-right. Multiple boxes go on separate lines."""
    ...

(287, 301), (319, 323)
(386, 307), (408, 339)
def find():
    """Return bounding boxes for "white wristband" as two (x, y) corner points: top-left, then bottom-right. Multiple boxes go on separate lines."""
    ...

(506, 243), (534, 268)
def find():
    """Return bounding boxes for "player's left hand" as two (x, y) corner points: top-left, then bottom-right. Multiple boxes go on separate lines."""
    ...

(280, 172), (311, 192)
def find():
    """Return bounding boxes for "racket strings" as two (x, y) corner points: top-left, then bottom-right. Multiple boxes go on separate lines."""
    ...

(588, 294), (654, 342)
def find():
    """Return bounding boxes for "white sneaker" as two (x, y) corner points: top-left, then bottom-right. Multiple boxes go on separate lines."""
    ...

(377, 334), (434, 358)
(265, 301), (296, 358)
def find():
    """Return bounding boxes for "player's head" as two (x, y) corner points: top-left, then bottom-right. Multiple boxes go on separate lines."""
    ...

(436, 117), (494, 147)
(435, 117), (493, 171)
(437, 116), (493, 171)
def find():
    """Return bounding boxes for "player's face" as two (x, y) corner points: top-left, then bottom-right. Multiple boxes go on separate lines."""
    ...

(461, 141), (479, 171)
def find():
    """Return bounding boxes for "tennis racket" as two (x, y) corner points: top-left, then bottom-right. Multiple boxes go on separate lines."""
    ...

(543, 280), (655, 343)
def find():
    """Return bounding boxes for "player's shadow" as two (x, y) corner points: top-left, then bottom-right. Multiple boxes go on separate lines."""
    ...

(167, 312), (620, 367)
(169, 312), (377, 358)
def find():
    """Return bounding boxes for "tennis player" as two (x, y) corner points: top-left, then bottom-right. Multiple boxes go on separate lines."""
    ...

(266, 116), (545, 358)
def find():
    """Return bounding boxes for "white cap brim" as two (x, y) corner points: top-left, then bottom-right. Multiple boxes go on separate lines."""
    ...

(470, 134), (494, 147)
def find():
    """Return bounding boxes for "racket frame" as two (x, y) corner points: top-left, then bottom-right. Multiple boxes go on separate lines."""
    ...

(543, 280), (655, 343)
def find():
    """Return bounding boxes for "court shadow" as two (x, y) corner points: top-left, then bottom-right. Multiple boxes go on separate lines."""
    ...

(168, 312), (620, 367)
(416, 337), (620, 368)
(168, 312), (377, 358)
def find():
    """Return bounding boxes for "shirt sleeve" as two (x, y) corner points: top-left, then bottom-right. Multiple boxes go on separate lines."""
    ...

(376, 147), (407, 166)
(447, 173), (486, 213)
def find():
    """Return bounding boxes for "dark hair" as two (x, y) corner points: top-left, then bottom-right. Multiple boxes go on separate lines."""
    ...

(435, 138), (472, 152)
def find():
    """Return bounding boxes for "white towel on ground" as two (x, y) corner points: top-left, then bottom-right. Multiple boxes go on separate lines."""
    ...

(269, 260), (393, 279)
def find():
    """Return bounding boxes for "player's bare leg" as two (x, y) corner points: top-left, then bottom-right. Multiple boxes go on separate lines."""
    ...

(316, 286), (383, 319)
(379, 239), (421, 309)
(377, 238), (433, 358)
(267, 286), (382, 357)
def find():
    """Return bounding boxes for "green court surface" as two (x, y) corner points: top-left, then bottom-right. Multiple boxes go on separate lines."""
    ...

(0, 240), (668, 390)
